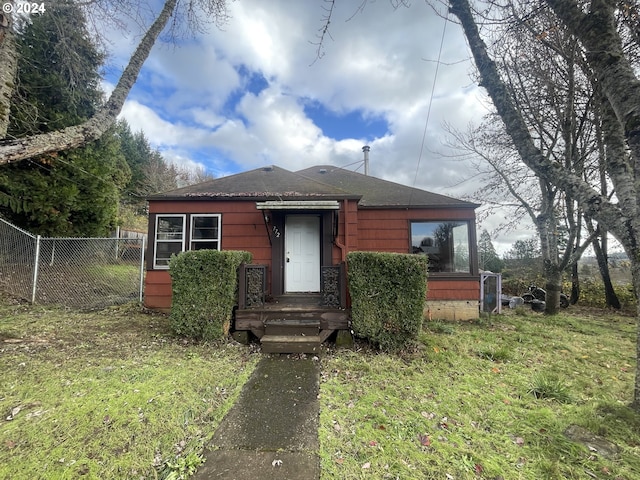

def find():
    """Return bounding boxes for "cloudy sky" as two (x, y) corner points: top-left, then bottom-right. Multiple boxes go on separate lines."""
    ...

(101, 0), (533, 253)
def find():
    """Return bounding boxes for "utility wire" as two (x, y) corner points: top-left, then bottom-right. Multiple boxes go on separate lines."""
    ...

(410, 8), (449, 204)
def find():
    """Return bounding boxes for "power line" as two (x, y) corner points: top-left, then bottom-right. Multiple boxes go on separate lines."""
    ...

(410, 8), (449, 203)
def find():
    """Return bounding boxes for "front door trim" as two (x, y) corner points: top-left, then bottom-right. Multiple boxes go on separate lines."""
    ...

(285, 215), (321, 293)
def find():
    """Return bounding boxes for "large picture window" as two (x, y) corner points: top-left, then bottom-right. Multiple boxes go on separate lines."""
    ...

(411, 221), (470, 273)
(154, 215), (185, 268)
(190, 214), (221, 250)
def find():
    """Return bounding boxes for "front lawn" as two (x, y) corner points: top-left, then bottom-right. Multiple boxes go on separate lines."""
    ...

(319, 308), (640, 479)
(0, 295), (258, 479)
(2, 293), (639, 479)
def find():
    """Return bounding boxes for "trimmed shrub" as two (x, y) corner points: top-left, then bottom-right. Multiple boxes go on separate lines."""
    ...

(168, 250), (252, 341)
(347, 251), (428, 351)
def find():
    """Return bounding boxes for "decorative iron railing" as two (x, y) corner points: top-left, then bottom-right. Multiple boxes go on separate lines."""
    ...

(238, 262), (346, 309)
(321, 263), (346, 308)
(238, 264), (266, 309)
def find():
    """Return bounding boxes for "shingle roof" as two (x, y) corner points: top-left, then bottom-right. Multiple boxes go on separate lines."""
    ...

(151, 164), (478, 209)
(149, 165), (358, 201)
(296, 165), (478, 208)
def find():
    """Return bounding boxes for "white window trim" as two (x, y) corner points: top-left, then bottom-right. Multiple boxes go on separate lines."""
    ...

(190, 214), (222, 250)
(154, 214), (186, 269)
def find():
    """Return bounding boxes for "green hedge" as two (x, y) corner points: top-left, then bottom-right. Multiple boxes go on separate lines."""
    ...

(347, 251), (428, 351)
(168, 250), (253, 341)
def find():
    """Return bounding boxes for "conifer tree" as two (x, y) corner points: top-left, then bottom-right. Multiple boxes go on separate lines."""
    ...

(0, 1), (130, 236)
(478, 230), (503, 272)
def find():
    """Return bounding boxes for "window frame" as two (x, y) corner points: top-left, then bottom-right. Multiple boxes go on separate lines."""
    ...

(153, 214), (186, 269)
(189, 214), (222, 251)
(409, 219), (473, 275)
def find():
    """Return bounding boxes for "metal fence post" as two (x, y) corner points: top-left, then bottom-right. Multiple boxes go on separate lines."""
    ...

(31, 235), (41, 304)
(138, 237), (145, 303)
(115, 226), (120, 261)
(1, 219), (147, 308)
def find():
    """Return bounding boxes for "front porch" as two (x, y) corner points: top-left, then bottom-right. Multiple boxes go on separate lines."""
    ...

(235, 264), (351, 353)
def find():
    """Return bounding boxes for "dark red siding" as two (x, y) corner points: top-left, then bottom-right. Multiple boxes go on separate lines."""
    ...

(144, 199), (480, 310)
(355, 207), (479, 302)
(145, 200), (272, 310)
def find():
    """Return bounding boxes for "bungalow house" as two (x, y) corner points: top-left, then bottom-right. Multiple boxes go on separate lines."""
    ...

(144, 164), (480, 350)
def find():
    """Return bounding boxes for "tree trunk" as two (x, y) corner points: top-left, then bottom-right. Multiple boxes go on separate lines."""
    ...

(545, 265), (563, 315)
(448, 0), (625, 235)
(590, 230), (621, 309)
(448, 0), (640, 408)
(628, 254), (640, 410)
(535, 186), (561, 314)
(0, 8), (18, 138)
(570, 260), (580, 305)
(0, 0), (178, 164)
(545, 0), (640, 167)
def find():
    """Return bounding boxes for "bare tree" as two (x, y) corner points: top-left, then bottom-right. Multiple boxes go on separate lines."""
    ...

(0, 0), (229, 165)
(447, 0), (640, 408)
(445, 4), (609, 313)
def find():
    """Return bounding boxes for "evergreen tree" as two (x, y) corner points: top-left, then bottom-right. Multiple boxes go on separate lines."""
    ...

(116, 120), (153, 213)
(116, 120), (181, 214)
(0, 1), (130, 236)
(8, 0), (104, 137)
(505, 238), (540, 261)
(478, 229), (504, 272)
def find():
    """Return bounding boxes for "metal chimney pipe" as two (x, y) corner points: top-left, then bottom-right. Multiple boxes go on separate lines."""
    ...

(362, 145), (370, 176)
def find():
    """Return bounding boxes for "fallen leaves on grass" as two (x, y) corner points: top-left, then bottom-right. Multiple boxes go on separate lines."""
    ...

(418, 433), (431, 447)
(439, 417), (449, 430)
(6, 405), (21, 420)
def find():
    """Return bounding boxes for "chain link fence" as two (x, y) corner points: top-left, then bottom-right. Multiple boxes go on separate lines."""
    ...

(0, 218), (145, 309)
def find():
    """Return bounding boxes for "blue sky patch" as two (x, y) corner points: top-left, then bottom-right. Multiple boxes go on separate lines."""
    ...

(239, 65), (269, 96)
(302, 101), (389, 141)
(221, 66), (270, 126)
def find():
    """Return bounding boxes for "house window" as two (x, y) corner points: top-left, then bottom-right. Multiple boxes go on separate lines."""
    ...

(154, 215), (186, 269)
(190, 214), (221, 250)
(411, 221), (470, 273)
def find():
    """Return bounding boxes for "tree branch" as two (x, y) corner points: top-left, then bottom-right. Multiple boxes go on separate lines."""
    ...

(0, 0), (179, 165)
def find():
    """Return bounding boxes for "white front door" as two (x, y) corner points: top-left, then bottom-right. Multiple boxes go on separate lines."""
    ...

(285, 215), (320, 292)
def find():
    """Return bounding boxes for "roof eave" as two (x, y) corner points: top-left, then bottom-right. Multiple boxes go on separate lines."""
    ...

(148, 193), (362, 202)
(359, 202), (481, 209)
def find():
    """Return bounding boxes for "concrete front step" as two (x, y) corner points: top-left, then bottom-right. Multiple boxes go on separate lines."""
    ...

(260, 335), (322, 354)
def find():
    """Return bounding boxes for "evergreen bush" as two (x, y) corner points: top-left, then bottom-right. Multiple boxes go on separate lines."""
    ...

(347, 251), (428, 351)
(168, 250), (252, 341)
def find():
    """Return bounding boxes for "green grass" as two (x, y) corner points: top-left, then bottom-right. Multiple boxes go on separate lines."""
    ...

(85, 263), (141, 290)
(0, 296), (258, 479)
(3, 293), (640, 479)
(319, 308), (640, 479)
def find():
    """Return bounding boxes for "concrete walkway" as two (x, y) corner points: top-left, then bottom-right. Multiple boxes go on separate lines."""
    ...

(192, 355), (320, 480)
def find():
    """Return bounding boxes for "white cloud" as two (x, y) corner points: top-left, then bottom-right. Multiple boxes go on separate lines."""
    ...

(100, 0), (532, 251)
